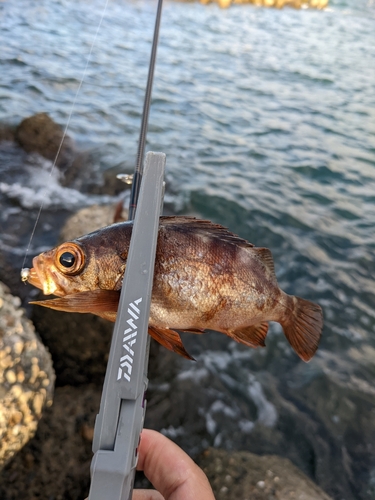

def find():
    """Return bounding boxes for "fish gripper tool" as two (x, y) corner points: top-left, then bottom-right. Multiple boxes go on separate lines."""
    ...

(88, 152), (166, 500)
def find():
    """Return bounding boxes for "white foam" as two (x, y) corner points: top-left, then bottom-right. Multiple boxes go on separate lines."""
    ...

(209, 400), (237, 418)
(248, 375), (278, 428)
(238, 419), (255, 434)
(205, 410), (217, 435)
(160, 425), (185, 439)
(0, 155), (117, 210)
(204, 399), (240, 437)
(197, 350), (233, 372)
(0, 176), (115, 210)
(213, 433), (222, 447)
(177, 366), (209, 382)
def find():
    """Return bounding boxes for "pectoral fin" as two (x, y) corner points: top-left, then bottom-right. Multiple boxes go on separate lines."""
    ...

(148, 326), (194, 360)
(30, 289), (120, 316)
(225, 322), (269, 348)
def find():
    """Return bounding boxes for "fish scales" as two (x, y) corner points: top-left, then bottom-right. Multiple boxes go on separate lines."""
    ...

(24, 216), (323, 362)
(154, 226), (271, 329)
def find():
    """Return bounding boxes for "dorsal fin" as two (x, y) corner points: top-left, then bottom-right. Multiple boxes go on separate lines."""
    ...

(254, 247), (276, 278)
(160, 216), (255, 250)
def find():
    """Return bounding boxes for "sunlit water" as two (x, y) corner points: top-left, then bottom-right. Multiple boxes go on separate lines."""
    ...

(1, 0), (375, 498)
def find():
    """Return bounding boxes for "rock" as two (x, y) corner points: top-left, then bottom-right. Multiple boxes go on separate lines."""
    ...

(15, 113), (76, 171)
(0, 281), (54, 469)
(217, 0), (232, 8)
(59, 204), (128, 243)
(3, 113), (133, 197)
(0, 382), (171, 499)
(197, 448), (333, 500)
(280, 352), (375, 500)
(309, 0), (328, 8)
(14, 112), (94, 191)
(31, 306), (113, 386)
(0, 384), (101, 499)
(201, 0), (329, 8)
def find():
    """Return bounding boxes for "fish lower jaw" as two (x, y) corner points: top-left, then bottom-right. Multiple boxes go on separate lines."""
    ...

(43, 280), (58, 295)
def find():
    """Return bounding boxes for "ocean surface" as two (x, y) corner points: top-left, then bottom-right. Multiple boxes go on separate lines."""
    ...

(0, 0), (375, 499)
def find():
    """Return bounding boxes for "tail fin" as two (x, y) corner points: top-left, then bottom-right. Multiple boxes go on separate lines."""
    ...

(281, 296), (323, 362)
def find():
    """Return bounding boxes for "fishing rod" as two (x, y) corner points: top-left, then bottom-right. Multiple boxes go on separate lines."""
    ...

(128, 0), (164, 220)
(88, 0), (165, 499)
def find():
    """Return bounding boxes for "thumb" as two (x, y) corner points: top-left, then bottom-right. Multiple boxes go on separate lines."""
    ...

(85, 489), (164, 500)
(132, 490), (165, 500)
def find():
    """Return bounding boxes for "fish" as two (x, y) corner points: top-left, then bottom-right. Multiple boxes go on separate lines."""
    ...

(24, 216), (323, 362)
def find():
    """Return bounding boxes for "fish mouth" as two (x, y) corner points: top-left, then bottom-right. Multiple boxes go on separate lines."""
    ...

(28, 256), (61, 296)
(26, 267), (44, 290)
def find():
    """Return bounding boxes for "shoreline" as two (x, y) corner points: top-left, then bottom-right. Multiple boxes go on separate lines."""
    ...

(194, 0), (329, 9)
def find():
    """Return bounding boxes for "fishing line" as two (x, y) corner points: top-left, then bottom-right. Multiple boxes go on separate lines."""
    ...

(21, 0), (110, 271)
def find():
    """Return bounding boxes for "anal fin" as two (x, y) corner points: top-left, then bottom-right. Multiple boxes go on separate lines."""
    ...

(148, 326), (194, 360)
(226, 322), (269, 348)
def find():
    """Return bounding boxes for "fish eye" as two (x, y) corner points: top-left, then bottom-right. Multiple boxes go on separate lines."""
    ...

(55, 243), (85, 275)
(59, 252), (75, 268)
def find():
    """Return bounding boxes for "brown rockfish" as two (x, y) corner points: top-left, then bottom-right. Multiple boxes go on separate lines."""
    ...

(24, 216), (323, 361)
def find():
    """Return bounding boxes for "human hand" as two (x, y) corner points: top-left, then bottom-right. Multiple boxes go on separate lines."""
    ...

(133, 429), (215, 500)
